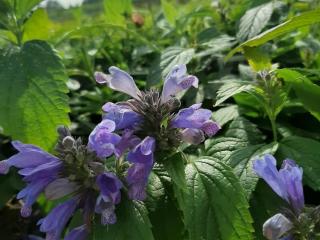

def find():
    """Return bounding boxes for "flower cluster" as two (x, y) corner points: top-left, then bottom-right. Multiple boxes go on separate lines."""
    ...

(253, 154), (320, 240)
(0, 64), (219, 239)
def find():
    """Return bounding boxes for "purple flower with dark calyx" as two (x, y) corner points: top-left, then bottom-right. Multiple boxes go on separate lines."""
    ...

(88, 119), (121, 158)
(253, 154), (304, 214)
(263, 213), (293, 240)
(161, 64), (199, 103)
(96, 172), (123, 204)
(65, 225), (89, 240)
(38, 197), (79, 240)
(171, 103), (220, 140)
(95, 66), (141, 99)
(126, 137), (155, 200)
(114, 129), (141, 158)
(102, 102), (143, 130)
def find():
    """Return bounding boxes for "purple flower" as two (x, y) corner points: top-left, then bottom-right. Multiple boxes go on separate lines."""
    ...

(253, 155), (304, 213)
(126, 137), (155, 200)
(44, 178), (79, 200)
(263, 213), (293, 240)
(88, 119), (121, 158)
(95, 66), (141, 99)
(96, 172), (123, 204)
(95, 195), (117, 225)
(161, 64), (199, 103)
(38, 197), (78, 240)
(114, 129), (140, 158)
(102, 102), (143, 130)
(65, 225), (89, 240)
(0, 141), (62, 217)
(170, 103), (220, 142)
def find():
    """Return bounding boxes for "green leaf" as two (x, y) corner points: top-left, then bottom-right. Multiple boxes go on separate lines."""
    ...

(228, 142), (278, 196)
(0, 40), (70, 150)
(277, 136), (320, 191)
(103, 0), (132, 27)
(276, 68), (320, 121)
(225, 117), (264, 144)
(243, 46), (272, 71)
(92, 198), (154, 240)
(13, 0), (43, 20)
(161, 0), (177, 27)
(22, 8), (54, 42)
(237, 2), (274, 41)
(163, 152), (187, 191)
(226, 8), (320, 60)
(212, 105), (241, 127)
(215, 81), (253, 106)
(148, 47), (195, 87)
(179, 157), (254, 240)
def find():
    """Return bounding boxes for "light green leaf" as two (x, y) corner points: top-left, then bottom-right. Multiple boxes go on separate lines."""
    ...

(237, 2), (274, 41)
(226, 9), (320, 60)
(228, 142), (279, 197)
(212, 105), (241, 127)
(161, 0), (177, 27)
(92, 198), (154, 240)
(276, 68), (320, 121)
(179, 157), (254, 240)
(277, 136), (320, 191)
(0, 40), (70, 150)
(103, 0), (132, 27)
(243, 46), (272, 71)
(12, 0), (43, 20)
(215, 81), (253, 106)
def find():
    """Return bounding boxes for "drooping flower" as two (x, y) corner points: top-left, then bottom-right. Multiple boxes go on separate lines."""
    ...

(253, 154), (304, 213)
(263, 213), (293, 240)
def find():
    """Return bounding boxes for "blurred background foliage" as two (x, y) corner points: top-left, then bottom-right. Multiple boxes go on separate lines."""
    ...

(0, 0), (320, 239)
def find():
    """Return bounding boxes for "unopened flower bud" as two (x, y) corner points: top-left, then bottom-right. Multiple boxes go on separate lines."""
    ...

(62, 136), (75, 149)
(57, 125), (70, 138)
(263, 213), (293, 240)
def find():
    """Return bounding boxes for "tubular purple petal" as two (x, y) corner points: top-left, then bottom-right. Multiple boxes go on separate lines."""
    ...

(263, 213), (293, 240)
(181, 128), (205, 145)
(45, 178), (79, 200)
(65, 225), (88, 240)
(96, 172), (123, 204)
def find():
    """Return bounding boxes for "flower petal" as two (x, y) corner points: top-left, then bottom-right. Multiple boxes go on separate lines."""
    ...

(263, 213), (293, 240)
(181, 128), (205, 145)
(65, 225), (88, 240)
(45, 178), (79, 200)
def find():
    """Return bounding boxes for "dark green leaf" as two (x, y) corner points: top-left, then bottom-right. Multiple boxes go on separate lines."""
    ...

(0, 40), (70, 150)
(277, 136), (320, 191)
(179, 157), (254, 240)
(212, 105), (241, 127)
(163, 152), (187, 191)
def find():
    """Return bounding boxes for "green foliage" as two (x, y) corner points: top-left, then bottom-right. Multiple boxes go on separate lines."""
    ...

(104, 0), (132, 27)
(0, 40), (70, 150)
(177, 157), (254, 240)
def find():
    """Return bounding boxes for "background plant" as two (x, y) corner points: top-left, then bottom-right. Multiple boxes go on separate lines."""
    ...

(0, 0), (320, 239)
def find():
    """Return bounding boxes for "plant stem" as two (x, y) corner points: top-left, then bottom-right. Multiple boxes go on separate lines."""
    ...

(269, 113), (278, 142)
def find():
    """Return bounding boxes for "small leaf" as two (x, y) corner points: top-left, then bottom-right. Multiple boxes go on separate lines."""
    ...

(92, 198), (154, 240)
(0, 40), (70, 150)
(243, 46), (272, 71)
(179, 157), (254, 240)
(215, 81), (253, 106)
(237, 2), (275, 41)
(228, 142), (279, 197)
(277, 136), (320, 191)
(276, 68), (320, 121)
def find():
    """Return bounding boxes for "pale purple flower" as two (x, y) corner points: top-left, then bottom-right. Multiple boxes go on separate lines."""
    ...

(102, 102), (143, 130)
(45, 178), (80, 200)
(95, 66), (141, 99)
(114, 129), (140, 158)
(96, 172), (123, 204)
(253, 155), (304, 213)
(181, 128), (205, 145)
(38, 197), (78, 240)
(95, 195), (117, 225)
(88, 119), (121, 158)
(161, 64), (199, 103)
(65, 225), (89, 240)
(263, 213), (293, 240)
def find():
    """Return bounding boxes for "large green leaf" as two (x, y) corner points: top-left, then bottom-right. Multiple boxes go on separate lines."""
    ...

(163, 152), (187, 191)
(228, 142), (278, 197)
(226, 8), (320, 60)
(0, 40), (70, 150)
(277, 136), (320, 191)
(11, 0), (43, 20)
(276, 68), (320, 121)
(237, 2), (274, 41)
(92, 198), (154, 240)
(179, 157), (254, 240)
(212, 105), (241, 127)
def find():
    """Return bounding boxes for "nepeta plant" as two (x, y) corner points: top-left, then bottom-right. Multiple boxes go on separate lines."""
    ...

(254, 155), (320, 239)
(0, 65), (220, 240)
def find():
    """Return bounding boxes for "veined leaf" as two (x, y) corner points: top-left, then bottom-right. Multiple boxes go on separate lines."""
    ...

(179, 157), (254, 240)
(11, 0), (42, 20)
(226, 9), (320, 60)
(212, 105), (241, 127)
(215, 81), (253, 106)
(163, 152), (187, 191)
(276, 68), (320, 121)
(277, 136), (320, 191)
(92, 198), (154, 240)
(0, 40), (70, 150)
(228, 142), (279, 197)
(237, 2), (275, 41)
